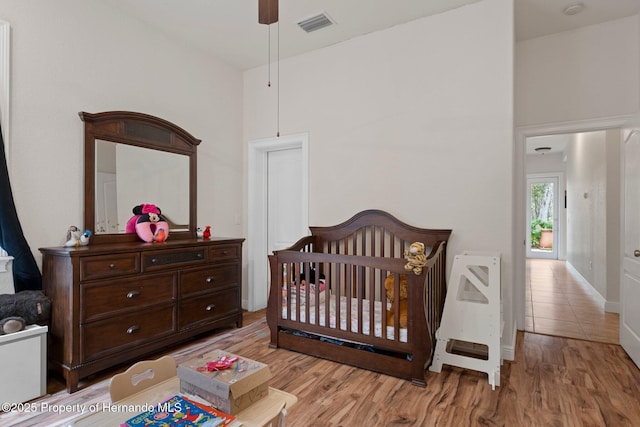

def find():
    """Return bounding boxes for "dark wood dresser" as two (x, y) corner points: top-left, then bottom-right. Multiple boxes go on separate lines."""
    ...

(39, 237), (244, 393)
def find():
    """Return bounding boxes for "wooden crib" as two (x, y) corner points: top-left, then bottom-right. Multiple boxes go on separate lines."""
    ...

(267, 210), (451, 386)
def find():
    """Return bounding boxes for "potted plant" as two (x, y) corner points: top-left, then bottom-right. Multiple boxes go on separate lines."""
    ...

(531, 219), (553, 249)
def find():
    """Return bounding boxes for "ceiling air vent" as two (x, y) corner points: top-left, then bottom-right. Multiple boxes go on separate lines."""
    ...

(298, 12), (334, 33)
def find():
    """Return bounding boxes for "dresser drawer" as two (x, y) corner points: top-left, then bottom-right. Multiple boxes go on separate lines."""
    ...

(210, 244), (239, 261)
(81, 273), (177, 321)
(80, 253), (140, 281)
(143, 247), (207, 271)
(181, 264), (239, 296)
(81, 304), (175, 360)
(179, 288), (240, 329)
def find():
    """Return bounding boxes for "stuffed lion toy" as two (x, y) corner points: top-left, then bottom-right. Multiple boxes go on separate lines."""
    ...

(385, 273), (408, 328)
(404, 241), (427, 275)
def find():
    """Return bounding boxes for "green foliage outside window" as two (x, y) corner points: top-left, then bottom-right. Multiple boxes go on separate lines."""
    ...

(530, 182), (554, 249)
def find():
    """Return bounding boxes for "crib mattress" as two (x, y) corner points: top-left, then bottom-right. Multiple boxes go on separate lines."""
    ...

(282, 294), (408, 342)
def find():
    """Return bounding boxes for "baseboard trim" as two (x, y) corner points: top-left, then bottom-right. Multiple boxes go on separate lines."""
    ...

(605, 301), (620, 314)
(565, 261), (606, 302)
(501, 321), (517, 361)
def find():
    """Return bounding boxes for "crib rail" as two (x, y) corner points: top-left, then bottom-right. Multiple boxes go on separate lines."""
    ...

(276, 252), (414, 349)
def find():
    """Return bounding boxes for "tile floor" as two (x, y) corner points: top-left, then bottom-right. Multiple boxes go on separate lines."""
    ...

(525, 258), (619, 344)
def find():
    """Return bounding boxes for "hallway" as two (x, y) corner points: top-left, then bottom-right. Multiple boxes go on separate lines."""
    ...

(525, 258), (619, 344)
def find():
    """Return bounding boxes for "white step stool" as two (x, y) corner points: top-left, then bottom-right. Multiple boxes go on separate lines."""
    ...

(429, 252), (502, 389)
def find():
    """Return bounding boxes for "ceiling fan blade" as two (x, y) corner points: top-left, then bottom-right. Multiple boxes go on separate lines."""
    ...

(259, 0), (278, 25)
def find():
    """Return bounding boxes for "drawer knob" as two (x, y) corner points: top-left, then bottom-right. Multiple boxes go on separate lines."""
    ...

(222, 250), (229, 255)
(205, 304), (216, 311)
(151, 258), (158, 264)
(206, 276), (216, 284)
(126, 325), (140, 334)
(126, 290), (141, 299)
(109, 263), (116, 269)
(197, 253), (203, 258)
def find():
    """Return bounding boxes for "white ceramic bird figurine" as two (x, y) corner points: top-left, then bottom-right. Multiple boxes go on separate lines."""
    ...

(79, 230), (92, 246)
(64, 226), (82, 247)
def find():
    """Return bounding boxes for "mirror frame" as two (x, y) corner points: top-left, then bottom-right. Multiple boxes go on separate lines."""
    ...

(80, 111), (200, 244)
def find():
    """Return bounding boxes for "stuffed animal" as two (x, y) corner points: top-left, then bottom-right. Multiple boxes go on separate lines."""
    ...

(0, 290), (51, 334)
(404, 241), (427, 275)
(385, 273), (408, 328)
(153, 227), (167, 243)
(64, 226), (82, 247)
(126, 203), (170, 243)
(64, 226), (92, 247)
(0, 317), (25, 334)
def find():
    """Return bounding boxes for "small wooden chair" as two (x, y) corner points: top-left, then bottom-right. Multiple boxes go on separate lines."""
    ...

(264, 401), (287, 427)
(109, 355), (177, 402)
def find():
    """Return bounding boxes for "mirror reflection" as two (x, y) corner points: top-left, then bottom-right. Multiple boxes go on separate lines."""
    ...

(95, 140), (190, 234)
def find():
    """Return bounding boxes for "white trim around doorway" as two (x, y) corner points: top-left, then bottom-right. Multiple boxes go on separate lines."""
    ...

(526, 173), (564, 260)
(514, 115), (631, 331)
(246, 133), (309, 311)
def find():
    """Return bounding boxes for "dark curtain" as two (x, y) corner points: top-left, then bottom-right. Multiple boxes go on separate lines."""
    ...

(0, 122), (42, 292)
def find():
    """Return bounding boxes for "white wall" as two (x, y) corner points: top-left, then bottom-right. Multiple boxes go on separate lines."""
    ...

(566, 132), (607, 296)
(515, 15), (639, 127)
(526, 152), (565, 175)
(0, 1), (244, 263)
(564, 130), (621, 309)
(244, 0), (516, 349)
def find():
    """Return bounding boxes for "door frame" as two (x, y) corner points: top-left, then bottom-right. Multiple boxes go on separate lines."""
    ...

(526, 173), (561, 260)
(514, 115), (630, 331)
(247, 132), (309, 311)
(622, 127), (640, 366)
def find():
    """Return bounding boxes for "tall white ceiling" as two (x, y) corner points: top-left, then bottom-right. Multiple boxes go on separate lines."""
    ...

(101, 0), (640, 71)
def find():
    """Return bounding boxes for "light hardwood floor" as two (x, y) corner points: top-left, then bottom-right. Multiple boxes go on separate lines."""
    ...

(3, 309), (640, 426)
(525, 258), (619, 344)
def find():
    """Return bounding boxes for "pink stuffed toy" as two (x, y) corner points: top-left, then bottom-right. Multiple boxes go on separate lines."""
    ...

(126, 203), (170, 243)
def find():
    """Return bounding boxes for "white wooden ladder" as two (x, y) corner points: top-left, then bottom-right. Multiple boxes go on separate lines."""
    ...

(429, 252), (502, 389)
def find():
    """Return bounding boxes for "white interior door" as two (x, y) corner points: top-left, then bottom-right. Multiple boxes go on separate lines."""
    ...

(247, 133), (309, 311)
(622, 128), (640, 367)
(526, 175), (559, 259)
(267, 149), (302, 252)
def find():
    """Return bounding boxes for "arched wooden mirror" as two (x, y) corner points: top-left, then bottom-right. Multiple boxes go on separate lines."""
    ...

(80, 111), (200, 244)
